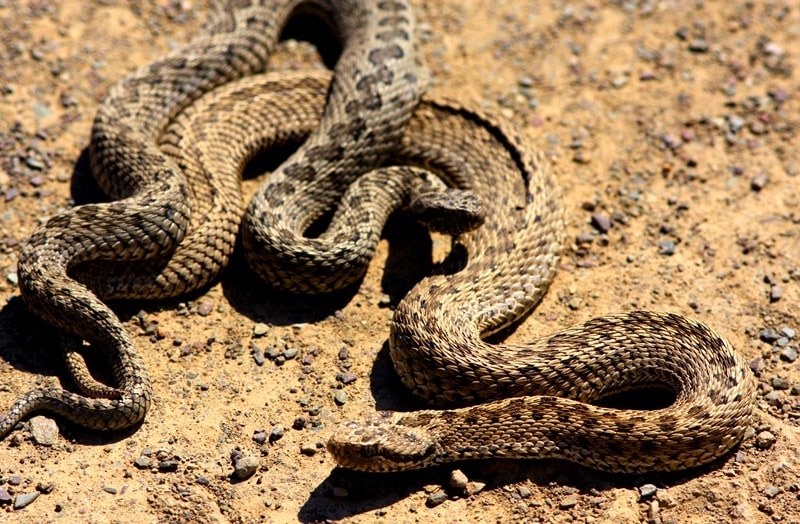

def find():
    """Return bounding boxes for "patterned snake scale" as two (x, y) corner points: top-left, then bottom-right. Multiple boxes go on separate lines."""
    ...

(3, 0), (424, 438)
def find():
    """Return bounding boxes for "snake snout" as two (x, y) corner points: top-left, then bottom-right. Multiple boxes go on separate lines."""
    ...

(408, 189), (486, 237)
(327, 414), (439, 472)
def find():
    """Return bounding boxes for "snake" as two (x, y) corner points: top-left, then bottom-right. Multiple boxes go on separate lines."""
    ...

(2, 1), (756, 475)
(2, 0), (424, 438)
(145, 68), (754, 473)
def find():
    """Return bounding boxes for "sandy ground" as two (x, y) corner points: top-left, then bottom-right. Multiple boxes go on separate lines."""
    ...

(1, 0), (799, 522)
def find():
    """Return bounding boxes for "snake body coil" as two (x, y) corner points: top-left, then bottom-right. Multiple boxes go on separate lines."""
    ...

(3, 0), (423, 438)
(154, 70), (756, 473)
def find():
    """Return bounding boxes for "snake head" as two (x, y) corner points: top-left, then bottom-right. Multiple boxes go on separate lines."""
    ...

(327, 411), (439, 472)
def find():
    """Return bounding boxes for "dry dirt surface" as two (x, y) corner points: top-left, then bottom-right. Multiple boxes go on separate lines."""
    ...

(1, 0), (799, 523)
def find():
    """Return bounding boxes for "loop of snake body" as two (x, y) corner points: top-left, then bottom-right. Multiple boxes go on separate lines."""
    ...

(2, 1), (756, 474)
(131, 68), (755, 473)
(3, 0), (424, 438)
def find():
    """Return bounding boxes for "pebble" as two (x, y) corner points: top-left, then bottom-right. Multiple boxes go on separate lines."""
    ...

(749, 356), (765, 374)
(134, 455), (153, 469)
(639, 484), (658, 499)
(196, 301), (214, 316)
(688, 39), (709, 52)
(253, 323), (268, 337)
(760, 328), (780, 343)
(283, 347), (298, 360)
(449, 469), (468, 490)
(770, 285), (782, 302)
(233, 456), (259, 480)
(6, 272), (18, 285)
(780, 347), (798, 362)
(559, 494), (578, 509)
(337, 372), (357, 385)
(658, 240), (675, 256)
(425, 492), (448, 507)
(466, 481), (486, 496)
(780, 327), (796, 339)
(576, 231), (594, 244)
(102, 486), (117, 495)
(751, 173), (769, 191)
(755, 431), (777, 449)
(252, 346), (265, 366)
(13, 491), (39, 510)
(772, 376), (790, 390)
(269, 426), (285, 442)
(763, 485), (781, 498)
(0, 488), (11, 505)
(299, 443), (317, 456)
(333, 390), (347, 406)
(764, 391), (781, 407)
(158, 460), (179, 472)
(332, 486), (348, 497)
(29, 415), (58, 446)
(252, 430), (268, 445)
(729, 115), (745, 133)
(590, 212), (611, 233)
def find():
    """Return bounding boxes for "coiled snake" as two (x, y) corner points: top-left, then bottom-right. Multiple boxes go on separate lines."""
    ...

(3, 1), (756, 474)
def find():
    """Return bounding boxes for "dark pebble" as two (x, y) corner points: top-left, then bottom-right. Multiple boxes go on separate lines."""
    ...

(772, 376), (790, 390)
(8, 475), (22, 486)
(688, 39), (709, 52)
(590, 212), (611, 233)
(426, 492), (448, 507)
(0, 488), (11, 505)
(158, 460), (179, 472)
(102, 486), (117, 495)
(760, 328), (780, 343)
(134, 455), (153, 469)
(196, 476), (210, 486)
(252, 345), (265, 366)
(269, 426), (285, 442)
(658, 240), (675, 256)
(292, 417), (307, 430)
(252, 430), (268, 445)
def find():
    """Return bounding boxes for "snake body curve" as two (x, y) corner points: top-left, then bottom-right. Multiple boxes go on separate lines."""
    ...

(152, 70), (756, 473)
(3, 0), (756, 474)
(3, 0), (423, 438)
